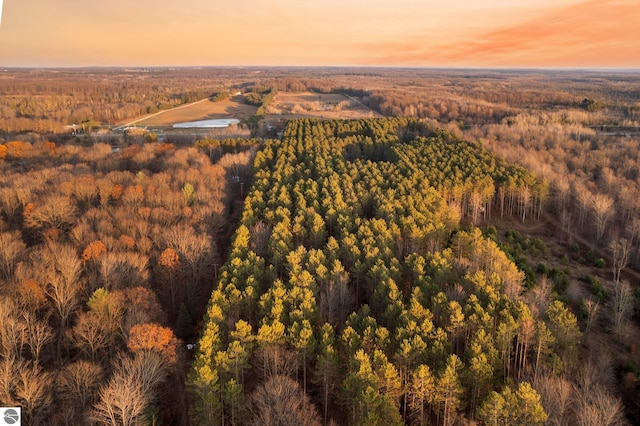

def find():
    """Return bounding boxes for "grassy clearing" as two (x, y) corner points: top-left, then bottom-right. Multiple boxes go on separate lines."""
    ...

(265, 91), (379, 121)
(136, 96), (257, 126)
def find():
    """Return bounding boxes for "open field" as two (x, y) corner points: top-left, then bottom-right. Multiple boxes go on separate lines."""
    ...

(134, 95), (257, 126)
(264, 91), (380, 122)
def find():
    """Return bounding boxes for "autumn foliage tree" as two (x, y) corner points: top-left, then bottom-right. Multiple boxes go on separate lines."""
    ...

(82, 240), (107, 261)
(127, 323), (179, 364)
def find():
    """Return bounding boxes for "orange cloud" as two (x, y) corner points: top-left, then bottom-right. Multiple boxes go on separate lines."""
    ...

(372, 0), (640, 67)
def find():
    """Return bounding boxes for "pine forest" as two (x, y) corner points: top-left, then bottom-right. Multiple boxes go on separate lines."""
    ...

(190, 118), (587, 425)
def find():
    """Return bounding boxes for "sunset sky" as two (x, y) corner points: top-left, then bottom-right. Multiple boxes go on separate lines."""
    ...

(0, 0), (638, 68)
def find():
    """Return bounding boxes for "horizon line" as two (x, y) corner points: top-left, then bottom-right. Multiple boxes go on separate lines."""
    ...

(2, 65), (639, 73)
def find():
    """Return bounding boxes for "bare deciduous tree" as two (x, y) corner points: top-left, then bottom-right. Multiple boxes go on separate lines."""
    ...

(0, 357), (18, 405)
(56, 360), (103, 410)
(100, 251), (150, 290)
(628, 217), (640, 247)
(527, 276), (553, 319)
(611, 279), (633, 339)
(609, 238), (631, 283)
(23, 195), (78, 240)
(15, 278), (48, 313)
(554, 178), (570, 215)
(0, 231), (26, 281)
(244, 375), (322, 426)
(318, 267), (354, 328)
(71, 176), (99, 212)
(91, 376), (147, 426)
(0, 188), (29, 228)
(583, 298), (599, 337)
(591, 193), (614, 241)
(575, 386), (627, 426)
(560, 208), (572, 238)
(92, 352), (167, 426)
(250, 221), (272, 257)
(119, 286), (165, 331)
(164, 226), (216, 308)
(15, 361), (54, 426)
(534, 374), (573, 426)
(256, 345), (299, 380)
(157, 247), (180, 315)
(71, 312), (112, 362)
(38, 242), (83, 362)
(573, 182), (592, 228)
(519, 185), (532, 223)
(0, 297), (26, 359)
(22, 312), (52, 364)
(571, 351), (627, 426)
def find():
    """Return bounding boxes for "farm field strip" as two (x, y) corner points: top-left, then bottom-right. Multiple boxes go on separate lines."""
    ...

(118, 96), (257, 128)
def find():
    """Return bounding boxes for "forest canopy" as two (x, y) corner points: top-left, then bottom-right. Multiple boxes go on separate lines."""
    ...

(189, 118), (579, 425)
(0, 139), (258, 424)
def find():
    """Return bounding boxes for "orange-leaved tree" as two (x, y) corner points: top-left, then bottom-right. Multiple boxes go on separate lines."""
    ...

(127, 323), (178, 364)
(82, 240), (107, 262)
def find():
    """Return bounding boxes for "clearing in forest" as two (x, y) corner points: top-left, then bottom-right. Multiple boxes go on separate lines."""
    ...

(135, 95), (257, 126)
(264, 91), (379, 122)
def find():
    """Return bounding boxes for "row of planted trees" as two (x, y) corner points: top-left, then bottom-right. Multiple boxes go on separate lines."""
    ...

(0, 139), (254, 424)
(190, 118), (595, 425)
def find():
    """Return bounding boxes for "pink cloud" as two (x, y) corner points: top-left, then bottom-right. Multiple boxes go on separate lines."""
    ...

(370, 0), (640, 67)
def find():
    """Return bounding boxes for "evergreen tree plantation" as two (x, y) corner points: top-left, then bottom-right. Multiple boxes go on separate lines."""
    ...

(190, 118), (582, 425)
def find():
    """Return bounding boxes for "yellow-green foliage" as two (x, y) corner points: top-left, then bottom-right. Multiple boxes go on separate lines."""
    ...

(190, 118), (561, 425)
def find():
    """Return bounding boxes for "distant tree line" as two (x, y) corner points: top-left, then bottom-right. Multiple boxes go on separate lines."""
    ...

(0, 69), (245, 134)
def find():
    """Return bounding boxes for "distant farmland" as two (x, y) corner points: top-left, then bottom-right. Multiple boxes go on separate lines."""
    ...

(119, 91), (377, 130)
(265, 91), (380, 121)
(134, 95), (257, 126)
